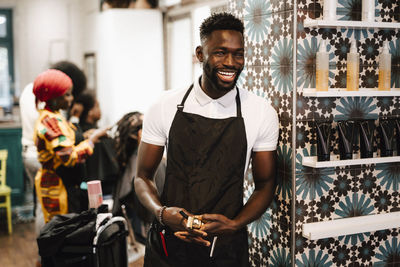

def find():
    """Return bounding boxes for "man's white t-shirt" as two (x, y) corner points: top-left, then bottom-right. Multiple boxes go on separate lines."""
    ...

(142, 76), (279, 172)
(19, 83), (39, 158)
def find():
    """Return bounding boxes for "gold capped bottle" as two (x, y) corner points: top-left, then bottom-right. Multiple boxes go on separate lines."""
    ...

(346, 40), (359, 91)
(316, 39), (329, 91)
(378, 40), (391, 91)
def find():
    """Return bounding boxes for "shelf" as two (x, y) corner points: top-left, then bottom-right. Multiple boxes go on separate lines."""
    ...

(304, 19), (400, 29)
(302, 155), (400, 168)
(302, 88), (400, 97)
(302, 211), (400, 240)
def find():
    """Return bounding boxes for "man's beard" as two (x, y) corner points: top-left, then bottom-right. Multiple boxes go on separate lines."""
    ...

(203, 61), (243, 92)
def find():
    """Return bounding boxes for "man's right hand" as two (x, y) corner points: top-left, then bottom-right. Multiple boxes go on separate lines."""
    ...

(162, 207), (210, 247)
(83, 128), (96, 139)
(88, 127), (109, 144)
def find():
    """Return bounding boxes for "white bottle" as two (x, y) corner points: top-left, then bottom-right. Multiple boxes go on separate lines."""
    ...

(323, 0), (337, 21)
(316, 39), (329, 91)
(362, 0), (375, 22)
(378, 41), (391, 91)
(347, 40), (359, 91)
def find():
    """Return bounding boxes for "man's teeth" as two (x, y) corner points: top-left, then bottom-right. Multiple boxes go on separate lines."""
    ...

(218, 71), (235, 77)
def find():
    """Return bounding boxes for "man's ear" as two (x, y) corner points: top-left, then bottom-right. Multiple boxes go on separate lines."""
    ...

(195, 46), (204, 63)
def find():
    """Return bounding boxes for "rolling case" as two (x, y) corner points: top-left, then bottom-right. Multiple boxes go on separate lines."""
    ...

(37, 207), (128, 267)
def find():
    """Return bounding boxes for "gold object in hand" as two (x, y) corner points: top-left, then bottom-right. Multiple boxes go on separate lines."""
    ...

(186, 215), (203, 230)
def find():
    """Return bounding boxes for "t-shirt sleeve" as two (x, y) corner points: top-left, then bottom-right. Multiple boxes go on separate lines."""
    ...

(253, 104), (279, 151)
(141, 97), (167, 146)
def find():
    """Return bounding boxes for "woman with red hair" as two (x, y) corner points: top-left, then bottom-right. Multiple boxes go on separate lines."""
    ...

(33, 69), (106, 222)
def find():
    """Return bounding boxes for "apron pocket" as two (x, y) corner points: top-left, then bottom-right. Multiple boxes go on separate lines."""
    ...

(144, 222), (170, 267)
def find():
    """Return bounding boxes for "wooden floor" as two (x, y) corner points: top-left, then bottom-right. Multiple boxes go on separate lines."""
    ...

(0, 221), (144, 267)
(0, 221), (38, 267)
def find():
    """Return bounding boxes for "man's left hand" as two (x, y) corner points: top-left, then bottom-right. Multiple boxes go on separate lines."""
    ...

(199, 213), (239, 235)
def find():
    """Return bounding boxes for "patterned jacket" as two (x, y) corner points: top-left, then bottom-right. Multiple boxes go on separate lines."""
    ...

(34, 109), (93, 222)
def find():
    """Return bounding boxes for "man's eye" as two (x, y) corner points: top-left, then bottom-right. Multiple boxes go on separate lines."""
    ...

(215, 51), (225, 56)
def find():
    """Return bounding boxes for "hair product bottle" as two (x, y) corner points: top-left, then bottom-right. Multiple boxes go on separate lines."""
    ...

(396, 120), (400, 155)
(323, 0), (337, 21)
(378, 120), (394, 157)
(346, 40), (359, 91)
(337, 121), (355, 160)
(359, 120), (375, 158)
(378, 41), (391, 91)
(316, 122), (331, 161)
(362, 0), (375, 22)
(316, 39), (329, 91)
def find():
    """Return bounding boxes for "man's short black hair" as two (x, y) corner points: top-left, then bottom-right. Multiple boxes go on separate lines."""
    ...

(50, 61), (87, 98)
(199, 12), (244, 43)
(75, 90), (96, 123)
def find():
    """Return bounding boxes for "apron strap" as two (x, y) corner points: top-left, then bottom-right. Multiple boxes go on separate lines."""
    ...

(235, 87), (242, 118)
(177, 84), (194, 111)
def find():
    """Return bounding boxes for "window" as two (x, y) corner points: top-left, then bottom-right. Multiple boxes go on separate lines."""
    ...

(166, 13), (192, 90)
(0, 9), (14, 111)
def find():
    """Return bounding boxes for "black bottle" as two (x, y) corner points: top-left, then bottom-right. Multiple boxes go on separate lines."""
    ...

(316, 122), (331, 161)
(359, 120), (374, 158)
(379, 120), (394, 157)
(396, 120), (400, 155)
(337, 121), (355, 160)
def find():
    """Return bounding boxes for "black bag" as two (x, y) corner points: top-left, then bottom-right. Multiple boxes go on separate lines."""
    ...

(37, 209), (97, 258)
(38, 207), (128, 267)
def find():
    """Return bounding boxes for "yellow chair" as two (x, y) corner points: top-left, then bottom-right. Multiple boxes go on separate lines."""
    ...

(0, 149), (12, 234)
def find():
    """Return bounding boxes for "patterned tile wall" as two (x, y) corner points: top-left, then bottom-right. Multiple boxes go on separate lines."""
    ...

(230, 0), (294, 266)
(296, 0), (400, 266)
(229, 0), (400, 266)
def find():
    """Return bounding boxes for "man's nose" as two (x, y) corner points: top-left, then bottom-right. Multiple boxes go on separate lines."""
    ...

(223, 53), (235, 67)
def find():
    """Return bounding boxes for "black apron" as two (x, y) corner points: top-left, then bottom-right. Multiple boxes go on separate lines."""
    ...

(145, 84), (249, 267)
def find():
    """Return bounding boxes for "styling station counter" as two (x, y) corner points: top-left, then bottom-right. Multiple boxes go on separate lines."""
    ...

(0, 122), (24, 206)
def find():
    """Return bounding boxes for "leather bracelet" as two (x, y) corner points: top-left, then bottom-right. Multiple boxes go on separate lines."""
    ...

(159, 206), (167, 226)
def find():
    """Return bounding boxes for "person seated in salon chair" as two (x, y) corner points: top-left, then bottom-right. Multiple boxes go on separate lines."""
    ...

(112, 111), (165, 243)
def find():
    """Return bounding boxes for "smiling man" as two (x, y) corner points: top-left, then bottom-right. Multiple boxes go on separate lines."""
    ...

(135, 13), (279, 266)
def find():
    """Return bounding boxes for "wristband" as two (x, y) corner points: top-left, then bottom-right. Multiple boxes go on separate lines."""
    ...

(88, 139), (94, 148)
(159, 206), (167, 226)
